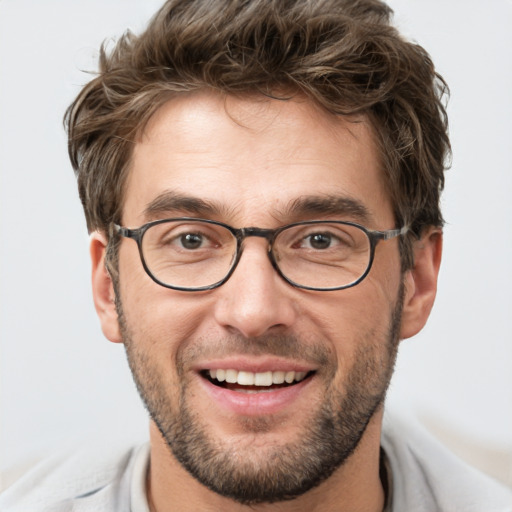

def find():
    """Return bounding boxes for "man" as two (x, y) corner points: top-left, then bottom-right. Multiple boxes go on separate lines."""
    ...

(1, 0), (511, 510)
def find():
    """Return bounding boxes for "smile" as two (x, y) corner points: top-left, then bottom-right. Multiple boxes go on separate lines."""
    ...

(203, 369), (313, 393)
(197, 364), (317, 414)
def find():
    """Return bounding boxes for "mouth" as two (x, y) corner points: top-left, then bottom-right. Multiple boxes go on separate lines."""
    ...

(201, 369), (315, 394)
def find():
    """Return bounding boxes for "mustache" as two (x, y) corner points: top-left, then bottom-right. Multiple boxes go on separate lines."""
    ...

(179, 333), (332, 368)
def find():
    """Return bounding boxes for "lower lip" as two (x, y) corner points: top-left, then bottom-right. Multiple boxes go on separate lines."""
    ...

(199, 375), (314, 416)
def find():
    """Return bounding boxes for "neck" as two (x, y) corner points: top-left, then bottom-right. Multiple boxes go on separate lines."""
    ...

(146, 410), (386, 512)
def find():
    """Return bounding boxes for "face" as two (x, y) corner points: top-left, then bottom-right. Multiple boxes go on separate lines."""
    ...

(104, 92), (408, 504)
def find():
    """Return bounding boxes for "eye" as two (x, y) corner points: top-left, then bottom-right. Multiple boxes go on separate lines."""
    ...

(283, 224), (358, 254)
(157, 226), (219, 251)
(306, 232), (333, 250)
(297, 231), (348, 251)
(179, 232), (206, 250)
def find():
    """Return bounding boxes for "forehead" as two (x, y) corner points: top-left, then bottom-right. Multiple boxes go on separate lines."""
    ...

(123, 91), (392, 227)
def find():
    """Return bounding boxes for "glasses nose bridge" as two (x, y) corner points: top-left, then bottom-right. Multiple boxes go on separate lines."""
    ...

(234, 227), (278, 270)
(228, 226), (280, 285)
(238, 226), (276, 245)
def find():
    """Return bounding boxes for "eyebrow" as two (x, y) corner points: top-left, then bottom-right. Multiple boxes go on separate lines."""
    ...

(143, 191), (372, 224)
(284, 195), (372, 223)
(143, 191), (230, 220)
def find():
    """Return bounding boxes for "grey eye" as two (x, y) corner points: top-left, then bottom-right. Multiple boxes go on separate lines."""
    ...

(180, 233), (204, 249)
(308, 233), (332, 249)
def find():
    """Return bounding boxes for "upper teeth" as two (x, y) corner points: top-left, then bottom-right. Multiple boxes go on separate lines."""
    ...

(208, 369), (308, 386)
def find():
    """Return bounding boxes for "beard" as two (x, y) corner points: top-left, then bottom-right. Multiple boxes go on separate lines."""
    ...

(116, 283), (403, 505)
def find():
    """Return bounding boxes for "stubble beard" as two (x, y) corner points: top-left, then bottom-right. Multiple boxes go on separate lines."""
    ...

(116, 284), (403, 505)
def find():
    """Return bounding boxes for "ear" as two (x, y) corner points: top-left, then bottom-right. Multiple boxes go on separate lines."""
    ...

(90, 231), (122, 343)
(400, 227), (443, 340)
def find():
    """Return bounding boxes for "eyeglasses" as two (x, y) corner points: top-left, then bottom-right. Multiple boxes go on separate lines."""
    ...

(114, 218), (408, 292)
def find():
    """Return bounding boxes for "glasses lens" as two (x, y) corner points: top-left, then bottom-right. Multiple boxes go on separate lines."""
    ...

(274, 222), (371, 290)
(141, 220), (236, 289)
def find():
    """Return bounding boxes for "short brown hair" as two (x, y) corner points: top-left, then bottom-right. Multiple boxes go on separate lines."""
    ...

(65, 0), (450, 270)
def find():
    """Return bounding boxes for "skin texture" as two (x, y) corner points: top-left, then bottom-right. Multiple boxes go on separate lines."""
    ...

(90, 92), (442, 511)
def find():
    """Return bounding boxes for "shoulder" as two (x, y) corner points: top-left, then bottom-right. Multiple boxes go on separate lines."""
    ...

(0, 440), (149, 512)
(382, 408), (512, 512)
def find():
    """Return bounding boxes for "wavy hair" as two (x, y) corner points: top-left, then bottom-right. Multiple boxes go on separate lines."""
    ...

(65, 0), (450, 270)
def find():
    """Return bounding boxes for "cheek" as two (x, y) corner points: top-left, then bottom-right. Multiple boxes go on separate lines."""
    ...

(123, 293), (205, 349)
(304, 277), (400, 378)
(118, 269), (219, 370)
(370, 242), (404, 300)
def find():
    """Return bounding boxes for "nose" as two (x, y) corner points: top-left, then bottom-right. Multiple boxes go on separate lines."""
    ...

(213, 239), (297, 338)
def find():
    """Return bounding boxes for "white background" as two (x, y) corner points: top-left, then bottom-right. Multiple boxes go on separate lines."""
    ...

(1, 0), (511, 480)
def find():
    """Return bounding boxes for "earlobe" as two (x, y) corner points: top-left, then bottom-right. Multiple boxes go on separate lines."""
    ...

(400, 228), (443, 340)
(90, 231), (122, 343)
